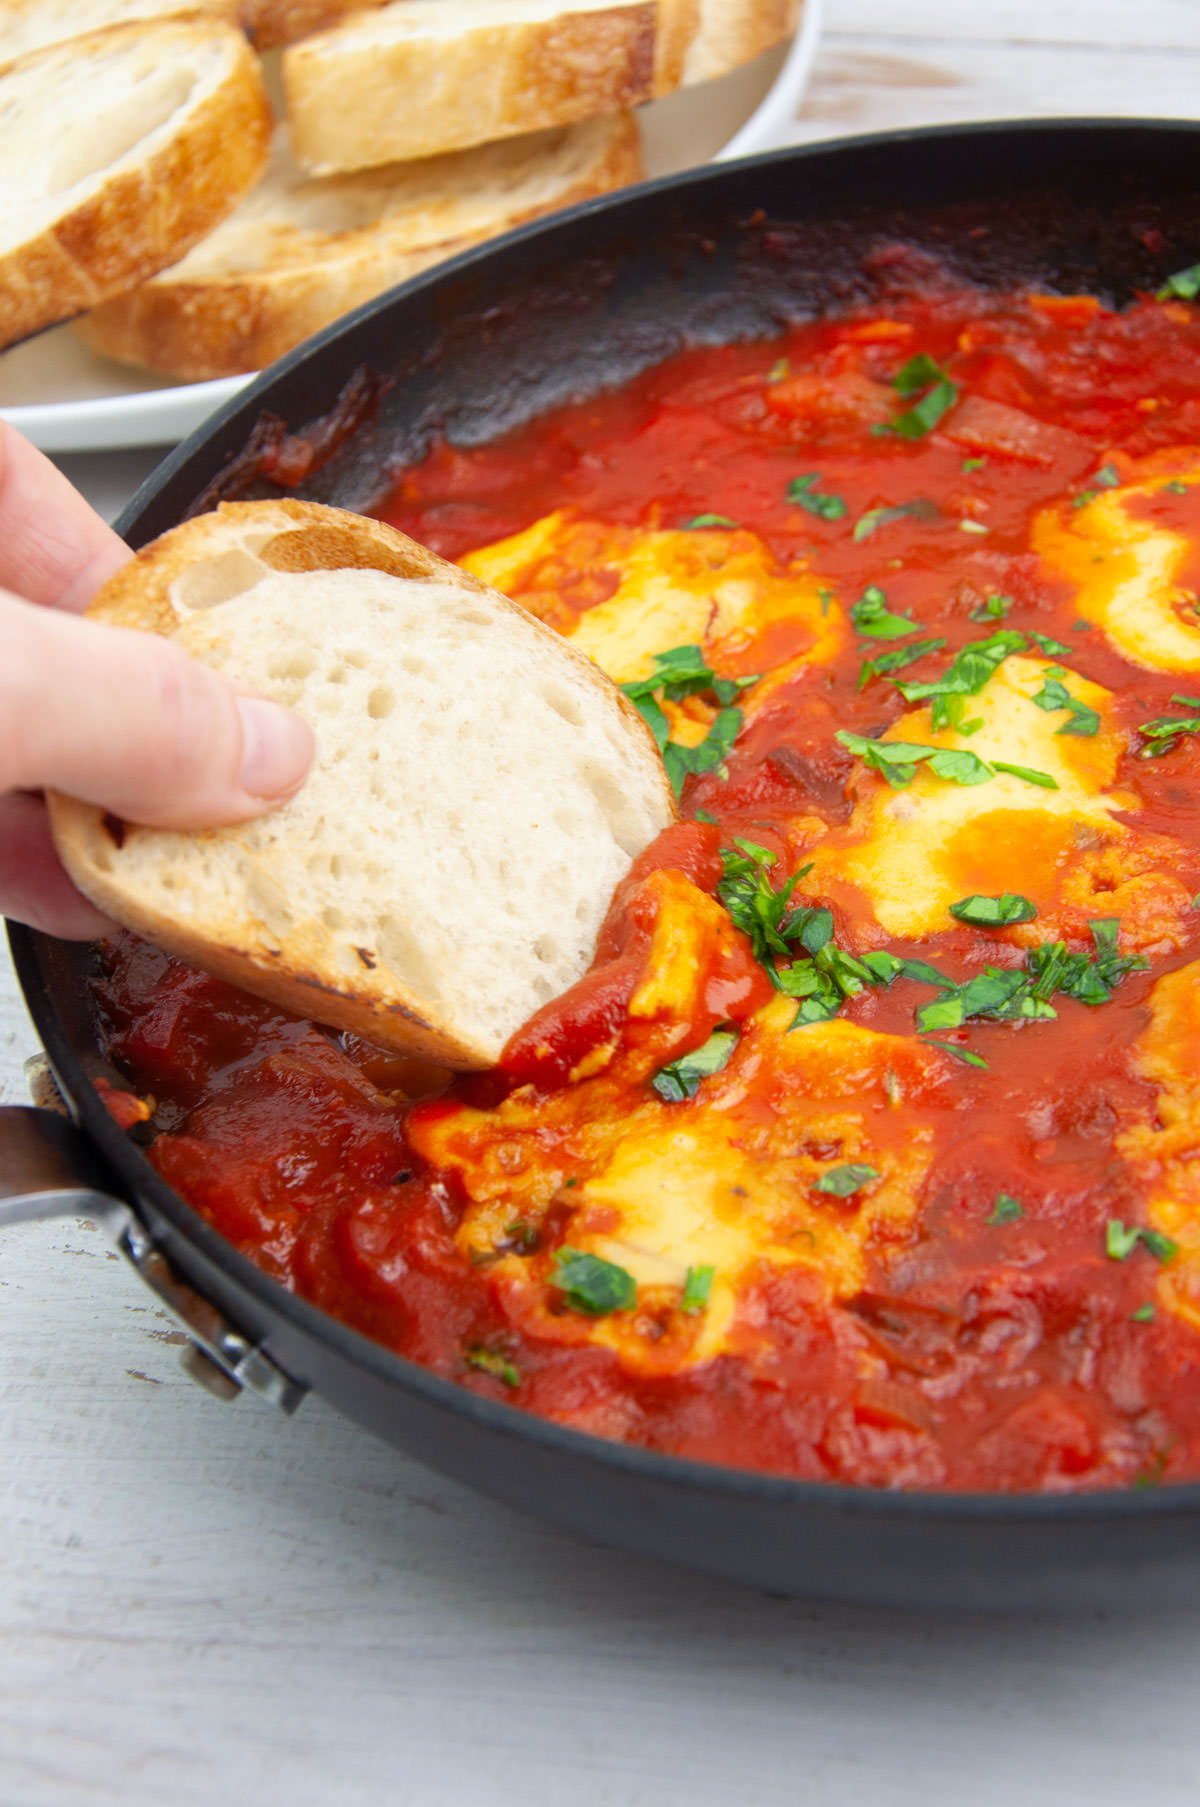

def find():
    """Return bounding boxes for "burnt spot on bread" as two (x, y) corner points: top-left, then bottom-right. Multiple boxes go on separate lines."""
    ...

(355, 947), (377, 969)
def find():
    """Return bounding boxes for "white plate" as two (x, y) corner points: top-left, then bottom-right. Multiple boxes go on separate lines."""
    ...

(0, 0), (822, 454)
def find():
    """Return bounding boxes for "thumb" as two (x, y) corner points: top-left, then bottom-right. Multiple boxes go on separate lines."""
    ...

(0, 589), (314, 825)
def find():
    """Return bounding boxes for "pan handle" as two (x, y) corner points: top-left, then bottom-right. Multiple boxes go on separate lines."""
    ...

(0, 1099), (306, 1414)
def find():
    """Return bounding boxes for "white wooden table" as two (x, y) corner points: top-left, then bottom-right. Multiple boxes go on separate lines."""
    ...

(8, 5), (1200, 1800)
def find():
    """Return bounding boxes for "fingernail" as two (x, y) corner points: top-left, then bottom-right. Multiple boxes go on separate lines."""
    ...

(236, 698), (314, 799)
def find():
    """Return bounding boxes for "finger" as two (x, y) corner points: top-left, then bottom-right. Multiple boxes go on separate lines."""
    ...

(0, 590), (315, 826)
(0, 791), (113, 939)
(0, 423), (131, 613)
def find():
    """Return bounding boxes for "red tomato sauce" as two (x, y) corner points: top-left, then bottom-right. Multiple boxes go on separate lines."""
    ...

(93, 265), (1200, 1492)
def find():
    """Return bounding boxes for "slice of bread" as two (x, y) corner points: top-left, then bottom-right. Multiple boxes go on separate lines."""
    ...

(279, 0), (804, 171)
(0, 0), (238, 66)
(659, 0), (804, 87)
(48, 501), (676, 1069)
(74, 112), (643, 380)
(0, 19), (270, 352)
(240, 0), (386, 52)
(283, 0), (657, 174)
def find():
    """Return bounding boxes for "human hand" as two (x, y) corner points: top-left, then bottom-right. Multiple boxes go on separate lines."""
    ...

(0, 426), (315, 938)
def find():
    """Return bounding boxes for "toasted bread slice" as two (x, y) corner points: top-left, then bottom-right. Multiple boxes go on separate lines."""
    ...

(284, 0), (656, 174)
(48, 501), (676, 1069)
(0, 19), (270, 351)
(74, 112), (642, 380)
(659, 0), (803, 87)
(240, 0), (384, 51)
(0, 0), (238, 65)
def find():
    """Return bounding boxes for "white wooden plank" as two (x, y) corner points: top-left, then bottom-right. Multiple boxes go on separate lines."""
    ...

(829, 0), (1200, 50)
(782, 36), (1200, 144)
(3, 1198), (1200, 1807)
(0, 967), (35, 1106)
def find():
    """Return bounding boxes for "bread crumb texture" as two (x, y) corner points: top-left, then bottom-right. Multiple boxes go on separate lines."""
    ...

(53, 505), (673, 1065)
(0, 18), (269, 346)
(74, 113), (643, 379)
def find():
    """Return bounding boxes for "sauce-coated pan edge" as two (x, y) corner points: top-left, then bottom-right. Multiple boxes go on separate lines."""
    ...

(13, 120), (1200, 1609)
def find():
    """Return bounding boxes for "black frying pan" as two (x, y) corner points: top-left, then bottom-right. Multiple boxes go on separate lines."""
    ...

(8, 120), (1200, 1612)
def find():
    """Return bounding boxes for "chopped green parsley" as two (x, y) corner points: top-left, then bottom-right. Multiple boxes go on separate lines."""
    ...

(680, 1265), (715, 1315)
(858, 636), (946, 691)
(1027, 629), (1074, 657)
(1030, 671), (1100, 737)
(1072, 464), (1121, 508)
(814, 1163), (880, 1196)
(1158, 261), (1200, 301)
(916, 920), (1147, 1033)
(949, 893), (1038, 928)
(787, 473), (847, 520)
(716, 840), (924, 1027)
(836, 730), (1050, 791)
(893, 627), (1026, 727)
(878, 352), (960, 438)
(553, 1248), (637, 1316)
(853, 499), (938, 542)
(922, 1039), (989, 1069)
(662, 712), (744, 796)
(992, 760), (1059, 789)
(850, 583), (921, 639)
(1106, 1220), (1178, 1264)
(464, 1346), (521, 1389)
(621, 643), (757, 798)
(652, 1027), (739, 1102)
(1137, 695), (1200, 758)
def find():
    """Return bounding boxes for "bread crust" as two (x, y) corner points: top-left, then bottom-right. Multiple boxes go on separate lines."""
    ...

(673, 0), (803, 85)
(48, 501), (675, 1068)
(0, 0), (239, 68)
(0, 20), (270, 351)
(280, 0), (803, 170)
(284, 1), (657, 174)
(239, 0), (385, 50)
(74, 114), (643, 380)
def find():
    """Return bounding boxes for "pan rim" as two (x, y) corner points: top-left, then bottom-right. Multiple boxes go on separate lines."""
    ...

(23, 112), (1200, 1527)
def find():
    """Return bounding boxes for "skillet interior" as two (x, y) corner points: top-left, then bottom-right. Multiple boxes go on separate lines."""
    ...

(16, 119), (1200, 1610)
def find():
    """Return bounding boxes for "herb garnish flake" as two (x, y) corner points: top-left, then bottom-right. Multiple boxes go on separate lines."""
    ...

(553, 1248), (637, 1316)
(652, 1027), (739, 1102)
(850, 584), (921, 640)
(1031, 671), (1101, 737)
(879, 353), (960, 438)
(949, 893), (1038, 927)
(787, 473), (847, 521)
(814, 1163), (881, 1196)
(681, 1265), (715, 1315)
(465, 1346), (521, 1389)
(622, 644), (757, 798)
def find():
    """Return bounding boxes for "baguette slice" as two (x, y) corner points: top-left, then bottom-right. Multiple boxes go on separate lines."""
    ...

(74, 112), (642, 380)
(48, 501), (676, 1069)
(0, 19), (270, 351)
(284, 0), (656, 174)
(660, 0), (804, 87)
(0, 0), (238, 65)
(240, 0), (385, 51)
